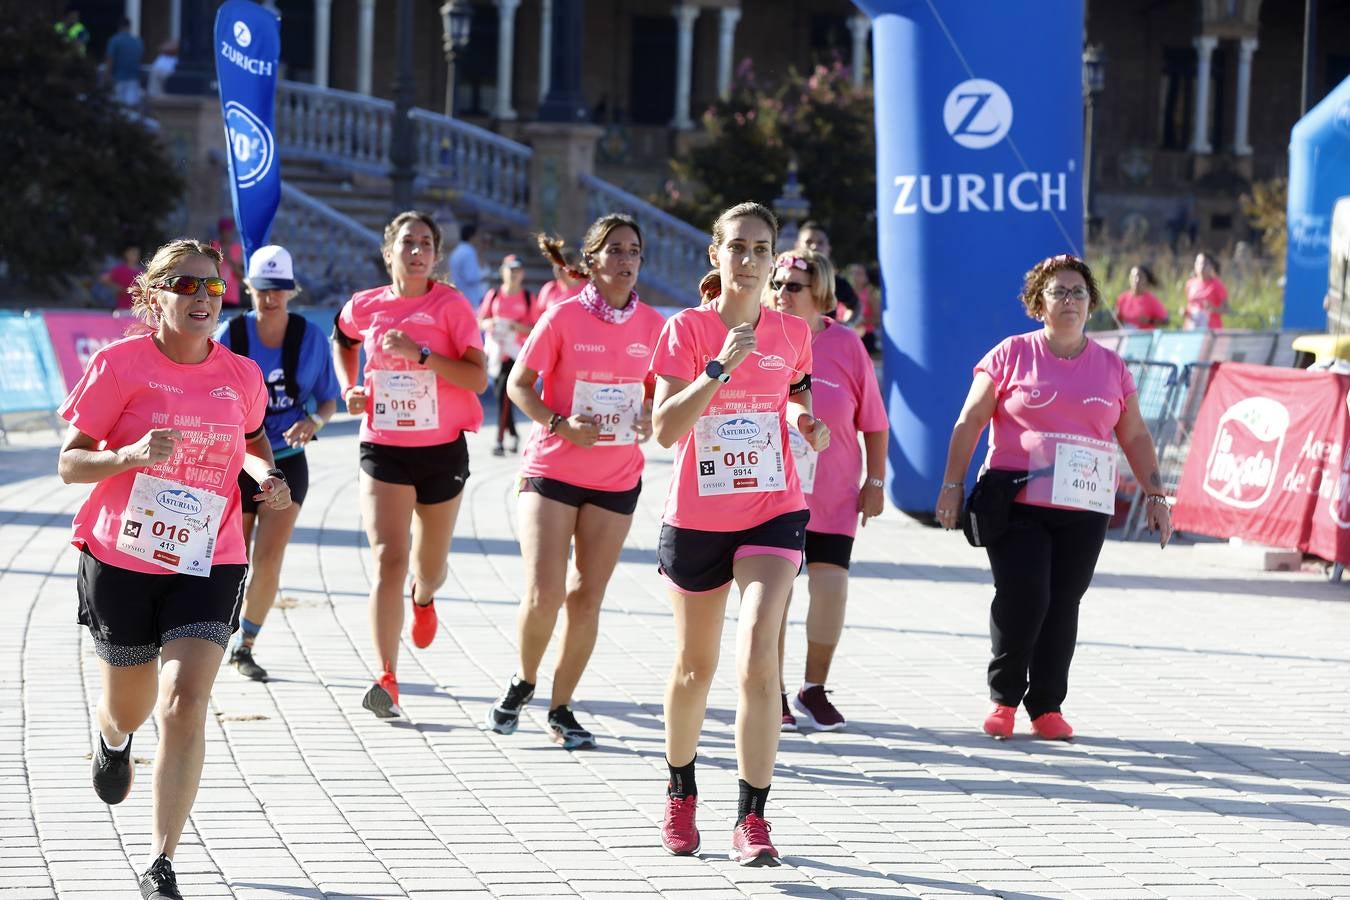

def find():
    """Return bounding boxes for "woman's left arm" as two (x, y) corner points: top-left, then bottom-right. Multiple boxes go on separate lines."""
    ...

(1115, 394), (1172, 547)
(240, 430), (291, 509)
(788, 389), (830, 453)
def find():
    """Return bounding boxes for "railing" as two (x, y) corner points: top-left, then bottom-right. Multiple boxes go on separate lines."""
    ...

(410, 110), (531, 225)
(272, 182), (384, 305)
(580, 175), (706, 307)
(276, 81), (393, 176)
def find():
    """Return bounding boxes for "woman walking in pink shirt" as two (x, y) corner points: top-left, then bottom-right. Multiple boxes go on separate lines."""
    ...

(652, 202), (830, 866)
(935, 254), (1172, 741)
(484, 217), (665, 750)
(770, 249), (888, 733)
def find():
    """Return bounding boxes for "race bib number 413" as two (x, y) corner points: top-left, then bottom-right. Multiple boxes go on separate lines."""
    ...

(694, 412), (785, 496)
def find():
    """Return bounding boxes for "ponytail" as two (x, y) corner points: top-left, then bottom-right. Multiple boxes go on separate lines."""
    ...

(699, 270), (722, 303)
(536, 232), (589, 281)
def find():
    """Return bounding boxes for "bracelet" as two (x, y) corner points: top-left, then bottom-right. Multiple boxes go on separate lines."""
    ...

(264, 468), (287, 483)
(866, 477), (884, 488)
(941, 481), (963, 490)
(1145, 493), (1169, 505)
(547, 412), (564, 434)
(308, 412), (325, 432)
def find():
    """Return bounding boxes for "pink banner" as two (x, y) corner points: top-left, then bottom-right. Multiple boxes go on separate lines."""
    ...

(40, 311), (146, 393)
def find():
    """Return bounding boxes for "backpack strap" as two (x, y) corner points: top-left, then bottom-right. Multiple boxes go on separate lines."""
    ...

(281, 313), (305, 402)
(226, 315), (249, 357)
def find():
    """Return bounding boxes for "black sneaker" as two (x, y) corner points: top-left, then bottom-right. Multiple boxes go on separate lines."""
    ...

(229, 644), (269, 682)
(548, 704), (596, 750)
(139, 853), (183, 899)
(92, 732), (134, 805)
(485, 676), (534, 734)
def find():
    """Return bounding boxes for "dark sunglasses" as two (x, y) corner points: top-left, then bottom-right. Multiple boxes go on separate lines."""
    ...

(770, 280), (808, 294)
(156, 275), (227, 297)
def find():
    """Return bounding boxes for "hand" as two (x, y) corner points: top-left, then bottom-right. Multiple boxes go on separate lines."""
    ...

(379, 328), (421, 362)
(344, 385), (368, 416)
(120, 427), (182, 468)
(282, 418), (318, 448)
(858, 481), (884, 527)
(560, 414), (600, 447)
(798, 414), (830, 453)
(717, 323), (757, 374)
(1146, 497), (1173, 548)
(934, 483), (963, 530)
(633, 399), (654, 444)
(252, 477), (292, 511)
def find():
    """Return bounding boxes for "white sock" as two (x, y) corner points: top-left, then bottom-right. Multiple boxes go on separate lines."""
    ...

(802, 681), (823, 692)
(103, 733), (130, 753)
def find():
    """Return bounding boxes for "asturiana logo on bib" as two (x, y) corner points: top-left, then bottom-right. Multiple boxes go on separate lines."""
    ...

(757, 354), (786, 371)
(626, 342), (650, 358)
(156, 489), (203, 517)
(717, 418), (761, 441)
(386, 373), (418, 392)
(210, 385), (240, 401)
(1203, 396), (1289, 509)
(593, 387), (627, 407)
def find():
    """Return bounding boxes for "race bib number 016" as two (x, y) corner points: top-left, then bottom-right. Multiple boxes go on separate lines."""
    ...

(572, 380), (643, 444)
(694, 412), (785, 496)
(116, 472), (226, 576)
(371, 368), (438, 430)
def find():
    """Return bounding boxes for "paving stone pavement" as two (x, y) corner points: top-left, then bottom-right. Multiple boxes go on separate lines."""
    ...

(3, 422), (1349, 900)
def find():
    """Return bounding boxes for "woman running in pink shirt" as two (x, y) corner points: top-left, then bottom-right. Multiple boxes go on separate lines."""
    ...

(333, 211), (488, 719)
(652, 202), (830, 866)
(485, 217), (665, 750)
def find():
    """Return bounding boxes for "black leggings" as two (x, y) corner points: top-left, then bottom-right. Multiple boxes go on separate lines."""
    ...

(984, 502), (1109, 719)
(496, 357), (518, 443)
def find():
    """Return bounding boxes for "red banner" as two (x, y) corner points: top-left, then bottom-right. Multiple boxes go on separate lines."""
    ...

(1175, 362), (1350, 564)
(40, 311), (145, 393)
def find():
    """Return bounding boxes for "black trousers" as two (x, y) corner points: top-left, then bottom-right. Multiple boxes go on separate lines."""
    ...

(496, 356), (517, 442)
(984, 502), (1109, 719)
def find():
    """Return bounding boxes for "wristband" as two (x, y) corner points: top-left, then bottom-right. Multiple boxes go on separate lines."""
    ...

(941, 481), (964, 490)
(548, 413), (564, 434)
(308, 412), (325, 432)
(1144, 493), (1169, 505)
(264, 468), (287, 483)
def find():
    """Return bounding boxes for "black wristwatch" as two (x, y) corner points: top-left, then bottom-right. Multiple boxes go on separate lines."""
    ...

(417, 346), (432, 366)
(264, 468), (287, 483)
(705, 359), (731, 384)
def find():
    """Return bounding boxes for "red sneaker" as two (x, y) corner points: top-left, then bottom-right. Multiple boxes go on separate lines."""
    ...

(1031, 711), (1074, 741)
(982, 704), (1016, 739)
(660, 793), (701, 856)
(362, 668), (404, 719)
(730, 812), (780, 866)
(409, 579), (438, 648)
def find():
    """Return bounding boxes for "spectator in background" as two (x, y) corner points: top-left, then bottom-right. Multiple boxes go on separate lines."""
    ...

(54, 7), (88, 55)
(1114, 265), (1168, 330)
(536, 245), (587, 315)
(100, 245), (143, 311)
(845, 263), (881, 355)
(104, 18), (144, 108)
(216, 218), (245, 310)
(1184, 252), (1230, 331)
(797, 222), (860, 324)
(449, 224), (489, 307)
(146, 40), (178, 99)
(479, 254), (536, 456)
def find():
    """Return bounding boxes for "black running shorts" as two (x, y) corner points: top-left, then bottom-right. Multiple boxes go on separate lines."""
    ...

(236, 450), (310, 514)
(657, 509), (809, 594)
(76, 548), (247, 667)
(804, 530), (854, 569)
(519, 475), (642, 516)
(359, 435), (470, 504)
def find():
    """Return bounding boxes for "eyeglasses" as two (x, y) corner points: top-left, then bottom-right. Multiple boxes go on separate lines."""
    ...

(771, 280), (807, 294)
(156, 275), (227, 297)
(1043, 286), (1090, 302)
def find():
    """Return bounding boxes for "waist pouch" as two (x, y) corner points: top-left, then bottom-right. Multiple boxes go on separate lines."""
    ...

(962, 467), (1049, 547)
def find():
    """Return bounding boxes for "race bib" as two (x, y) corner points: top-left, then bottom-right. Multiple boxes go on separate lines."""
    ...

(694, 412), (785, 496)
(788, 426), (818, 494)
(1030, 432), (1117, 514)
(116, 472), (226, 576)
(572, 380), (644, 445)
(371, 368), (438, 431)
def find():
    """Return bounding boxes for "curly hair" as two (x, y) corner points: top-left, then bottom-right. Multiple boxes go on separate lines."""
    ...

(699, 202), (779, 302)
(774, 248), (836, 314)
(1019, 253), (1101, 320)
(128, 239), (223, 326)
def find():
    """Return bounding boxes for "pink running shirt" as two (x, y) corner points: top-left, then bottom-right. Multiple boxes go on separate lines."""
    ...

(802, 320), (887, 538)
(652, 304), (812, 532)
(518, 298), (665, 492)
(537, 279), (585, 316)
(975, 331), (1136, 510)
(1185, 276), (1228, 330)
(1114, 290), (1168, 330)
(59, 334), (267, 574)
(479, 288), (537, 362)
(336, 281), (484, 447)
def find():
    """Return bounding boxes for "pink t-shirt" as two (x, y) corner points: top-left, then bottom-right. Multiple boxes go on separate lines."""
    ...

(976, 331), (1136, 509)
(336, 281), (484, 447)
(105, 264), (141, 310)
(1185, 276), (1227, 330)
(518, 298), (665, 491)
(479, 288), (537, 361)
(802, 320), (887, 537)
(652, 304), (813, 532)
(537, 279), (585, 315)
(1115, 291), (1168, 330)
(59, 334), (267, 574)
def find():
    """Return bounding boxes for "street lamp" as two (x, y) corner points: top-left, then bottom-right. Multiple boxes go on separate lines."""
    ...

(439, 0), (472, 118)
(1082, 44), (1106, 240)
(773, 159), (811, 251)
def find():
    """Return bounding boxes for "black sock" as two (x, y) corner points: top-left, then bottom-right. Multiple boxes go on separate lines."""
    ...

(666, 757), (697, 799)
(737, 778), (770, 823)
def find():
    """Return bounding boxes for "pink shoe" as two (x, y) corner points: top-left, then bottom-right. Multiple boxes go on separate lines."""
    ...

(409, 579), (437, 649)
(661, 793), (700, 855)
(1031, 711), (1074, 741)
(982, 704), (1016, 739)
(730, 812), (780, 866)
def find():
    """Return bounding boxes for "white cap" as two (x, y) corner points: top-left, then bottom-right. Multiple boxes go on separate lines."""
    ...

(246, 245), (295, 290)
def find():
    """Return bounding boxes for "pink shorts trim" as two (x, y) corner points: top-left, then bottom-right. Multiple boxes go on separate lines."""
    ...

(733, 545), (803, 567)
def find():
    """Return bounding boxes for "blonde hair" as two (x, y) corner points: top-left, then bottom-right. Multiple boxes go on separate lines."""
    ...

(776, 248), (836, 314)
(128, 239), (223, 325)
(699, 202), (779, 302)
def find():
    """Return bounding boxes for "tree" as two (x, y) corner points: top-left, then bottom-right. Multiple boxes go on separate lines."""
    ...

(0, 10), (184, 288)
(657, 61), (877, 268)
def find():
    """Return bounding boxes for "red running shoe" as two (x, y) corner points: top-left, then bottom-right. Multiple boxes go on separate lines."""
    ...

(1031, 711), (1074, 741)
(982, 704), (1016, 739)
(362, 668), (404, 719)
(730, 812), (780, 866)
(660, 793), (700, 856)
(409, 579), (438, 648)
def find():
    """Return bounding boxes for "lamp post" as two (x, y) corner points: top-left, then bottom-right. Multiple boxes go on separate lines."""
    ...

(773, 159), (811, 251)
(439, 0), (472, 118)
(390, 0), (417, 213)
(1082, 44), (1106, 241)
